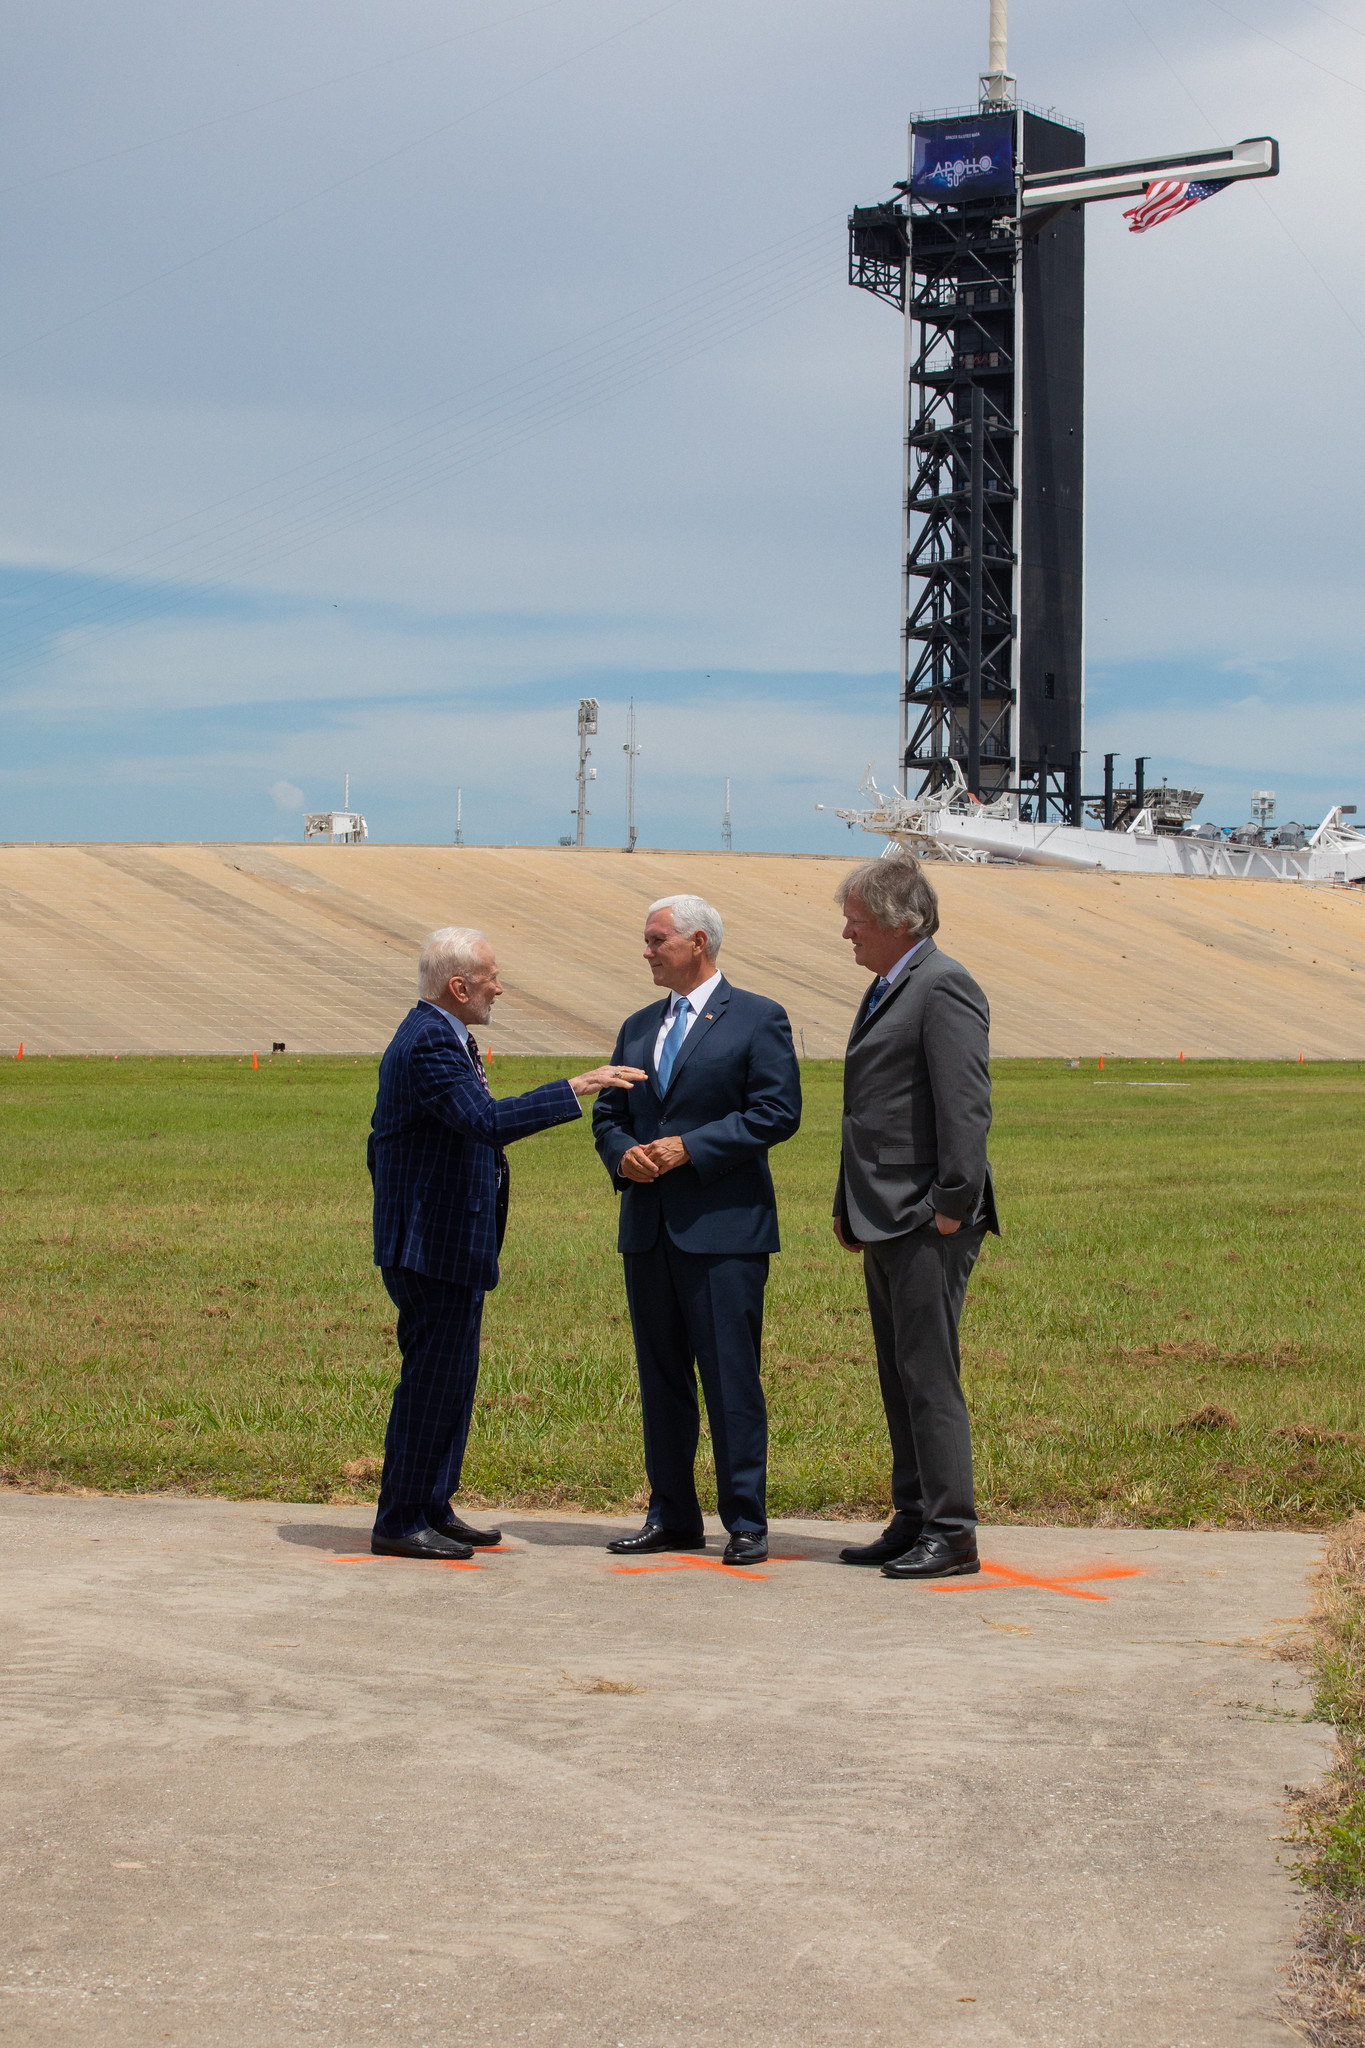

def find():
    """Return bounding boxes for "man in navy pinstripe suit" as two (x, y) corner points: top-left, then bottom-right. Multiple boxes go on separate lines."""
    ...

(368, 926), (645, 1559)
(593, 894), (801, 1568)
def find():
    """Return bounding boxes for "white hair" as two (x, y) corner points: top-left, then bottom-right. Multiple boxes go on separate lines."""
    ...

(648, 894), (723, 962)
(418, 926), (489, 999)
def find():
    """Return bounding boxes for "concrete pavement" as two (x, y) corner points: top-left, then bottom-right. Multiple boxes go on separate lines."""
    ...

(0, 1496), (1330, 2046)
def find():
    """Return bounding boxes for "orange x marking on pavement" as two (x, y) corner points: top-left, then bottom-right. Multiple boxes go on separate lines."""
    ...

(330, 1554), (484, 1571)
(611, 1553), (806, 1582)
(930, 1558), (1143, 1601)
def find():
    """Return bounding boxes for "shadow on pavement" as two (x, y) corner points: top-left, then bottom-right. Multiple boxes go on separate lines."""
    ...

(499, 1518), (633, 1550)
(273, 1517), (863, 1564)
(768, 1531), (857, 1565)
(497, 1519), (857, 1565)
(276, 1523), (371, 1553)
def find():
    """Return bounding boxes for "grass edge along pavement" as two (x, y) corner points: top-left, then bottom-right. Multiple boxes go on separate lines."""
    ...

(1, 1053), (1363, 1525)
(1285, 1514), (1365, 2046)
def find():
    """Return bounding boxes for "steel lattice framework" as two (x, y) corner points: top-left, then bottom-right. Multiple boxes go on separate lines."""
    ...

(902, 202), (1018, 805)
(850, 106), (1088, 823)
(848, 7), (1277, 830)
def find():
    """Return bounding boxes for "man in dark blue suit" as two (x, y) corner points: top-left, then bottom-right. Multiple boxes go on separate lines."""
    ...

(369, 926), (644, 1560)
(593, 894), (801, 1567)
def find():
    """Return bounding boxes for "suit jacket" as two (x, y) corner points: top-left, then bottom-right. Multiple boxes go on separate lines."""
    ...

(592, 978), (801, 1255)
(834, 939), (999, 1243)
(368, 1003), (581, 1290)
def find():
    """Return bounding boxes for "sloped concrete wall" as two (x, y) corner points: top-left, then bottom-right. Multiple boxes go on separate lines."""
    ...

(0, 842), (1360, 1058)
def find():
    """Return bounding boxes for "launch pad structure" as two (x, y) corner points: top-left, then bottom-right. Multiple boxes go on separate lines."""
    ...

(849, 0), (1277, 826)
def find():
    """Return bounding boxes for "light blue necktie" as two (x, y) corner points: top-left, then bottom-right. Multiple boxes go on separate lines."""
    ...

(865, 976), (891, 1015)
(656, 996), (690, 1091)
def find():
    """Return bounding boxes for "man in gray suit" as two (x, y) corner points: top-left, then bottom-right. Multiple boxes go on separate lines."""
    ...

(832, 854), (998, 1579)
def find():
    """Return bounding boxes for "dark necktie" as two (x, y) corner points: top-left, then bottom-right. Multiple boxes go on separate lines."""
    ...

(865, 976), (892, 1015)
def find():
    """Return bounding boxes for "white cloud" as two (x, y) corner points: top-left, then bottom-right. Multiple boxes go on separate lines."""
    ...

(269, 778), (304, 813)
(0, 0), (1359, 835)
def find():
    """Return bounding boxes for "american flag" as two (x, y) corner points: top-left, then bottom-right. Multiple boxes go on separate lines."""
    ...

(1123, 176), (1232, 233)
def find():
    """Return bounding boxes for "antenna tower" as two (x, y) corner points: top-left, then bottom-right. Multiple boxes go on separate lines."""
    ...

(454, 787), (464, 846)
(721, 778), (732, 852)
(622, 700), (641, 852)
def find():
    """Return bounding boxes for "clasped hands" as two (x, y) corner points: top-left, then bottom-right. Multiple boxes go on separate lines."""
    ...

(619, 1137), (690, 1183)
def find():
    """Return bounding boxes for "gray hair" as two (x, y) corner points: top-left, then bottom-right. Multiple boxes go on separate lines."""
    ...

(648, 894), (723, 961)
(418, 925), (489, 999)
(835, 853), (940, 940)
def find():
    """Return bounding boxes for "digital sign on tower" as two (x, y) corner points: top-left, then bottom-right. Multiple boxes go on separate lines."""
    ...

(910, 115), (1016, 200)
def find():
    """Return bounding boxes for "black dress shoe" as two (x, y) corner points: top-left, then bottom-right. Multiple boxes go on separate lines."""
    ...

(371, 1527), (475, 1561)
(431, 1512), (502, 1547)
(840, 1518), (922, 1567)
(606, 1524), (706, 1555)
(722, 1531), (768, 1566)
(880, 1531), (979, 1580)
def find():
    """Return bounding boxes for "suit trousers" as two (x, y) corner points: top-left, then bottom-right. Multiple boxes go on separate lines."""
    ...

(374, 1264), (485, 1540)
(623, 1235), (769, 1535)
(862, 1224), (984, 1537)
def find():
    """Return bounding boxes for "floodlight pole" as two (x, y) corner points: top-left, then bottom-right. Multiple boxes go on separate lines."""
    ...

(575, 698), (598, 847)
(573, 692), (601, 843)
(622, 699), (641, 852)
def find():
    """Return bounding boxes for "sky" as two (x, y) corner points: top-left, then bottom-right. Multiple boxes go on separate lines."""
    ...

(1, 0), (1362, 849)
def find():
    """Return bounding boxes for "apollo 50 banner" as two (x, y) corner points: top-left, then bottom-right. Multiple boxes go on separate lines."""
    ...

(910, 116), (1016, 201)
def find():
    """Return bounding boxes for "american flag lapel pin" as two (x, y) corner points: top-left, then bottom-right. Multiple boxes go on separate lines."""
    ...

(704, 1012), (715, 1020)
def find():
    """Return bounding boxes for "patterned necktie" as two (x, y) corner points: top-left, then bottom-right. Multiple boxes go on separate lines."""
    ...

(656, 996), (690, 1092)
(865, 976), (891, 1015)
(464, 1029), (492, 1093)
(464, 1029), (506, 1179)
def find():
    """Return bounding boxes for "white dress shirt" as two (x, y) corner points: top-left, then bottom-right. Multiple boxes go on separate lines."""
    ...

(881, 938), (926, 986)
(652, 968), (724, 1073)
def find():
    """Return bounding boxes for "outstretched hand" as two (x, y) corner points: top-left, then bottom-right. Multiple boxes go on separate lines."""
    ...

(568, 1064), (648, 1098)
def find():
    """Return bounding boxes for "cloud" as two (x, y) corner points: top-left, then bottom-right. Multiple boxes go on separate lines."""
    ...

(269, 779), (304, 814)
(0, 0), (1360, 840)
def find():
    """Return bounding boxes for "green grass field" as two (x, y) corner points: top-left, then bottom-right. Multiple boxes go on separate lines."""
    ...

(1, 1053), (1362, 1527)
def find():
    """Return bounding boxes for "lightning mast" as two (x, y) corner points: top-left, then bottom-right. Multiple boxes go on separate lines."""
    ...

(721, 778), (732, 852)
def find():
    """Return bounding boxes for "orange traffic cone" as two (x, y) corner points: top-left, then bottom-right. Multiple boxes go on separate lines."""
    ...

(252, 1050), (258, 1070)
(1098, 1054), (1103, 1071)
(15, 1041), (22, 1060)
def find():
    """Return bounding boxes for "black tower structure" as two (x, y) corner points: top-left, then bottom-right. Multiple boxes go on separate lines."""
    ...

(852, 103), (1085, 821)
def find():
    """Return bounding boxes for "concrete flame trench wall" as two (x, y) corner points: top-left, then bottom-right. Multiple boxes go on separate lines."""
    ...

(0, 843), (1361, 1059)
